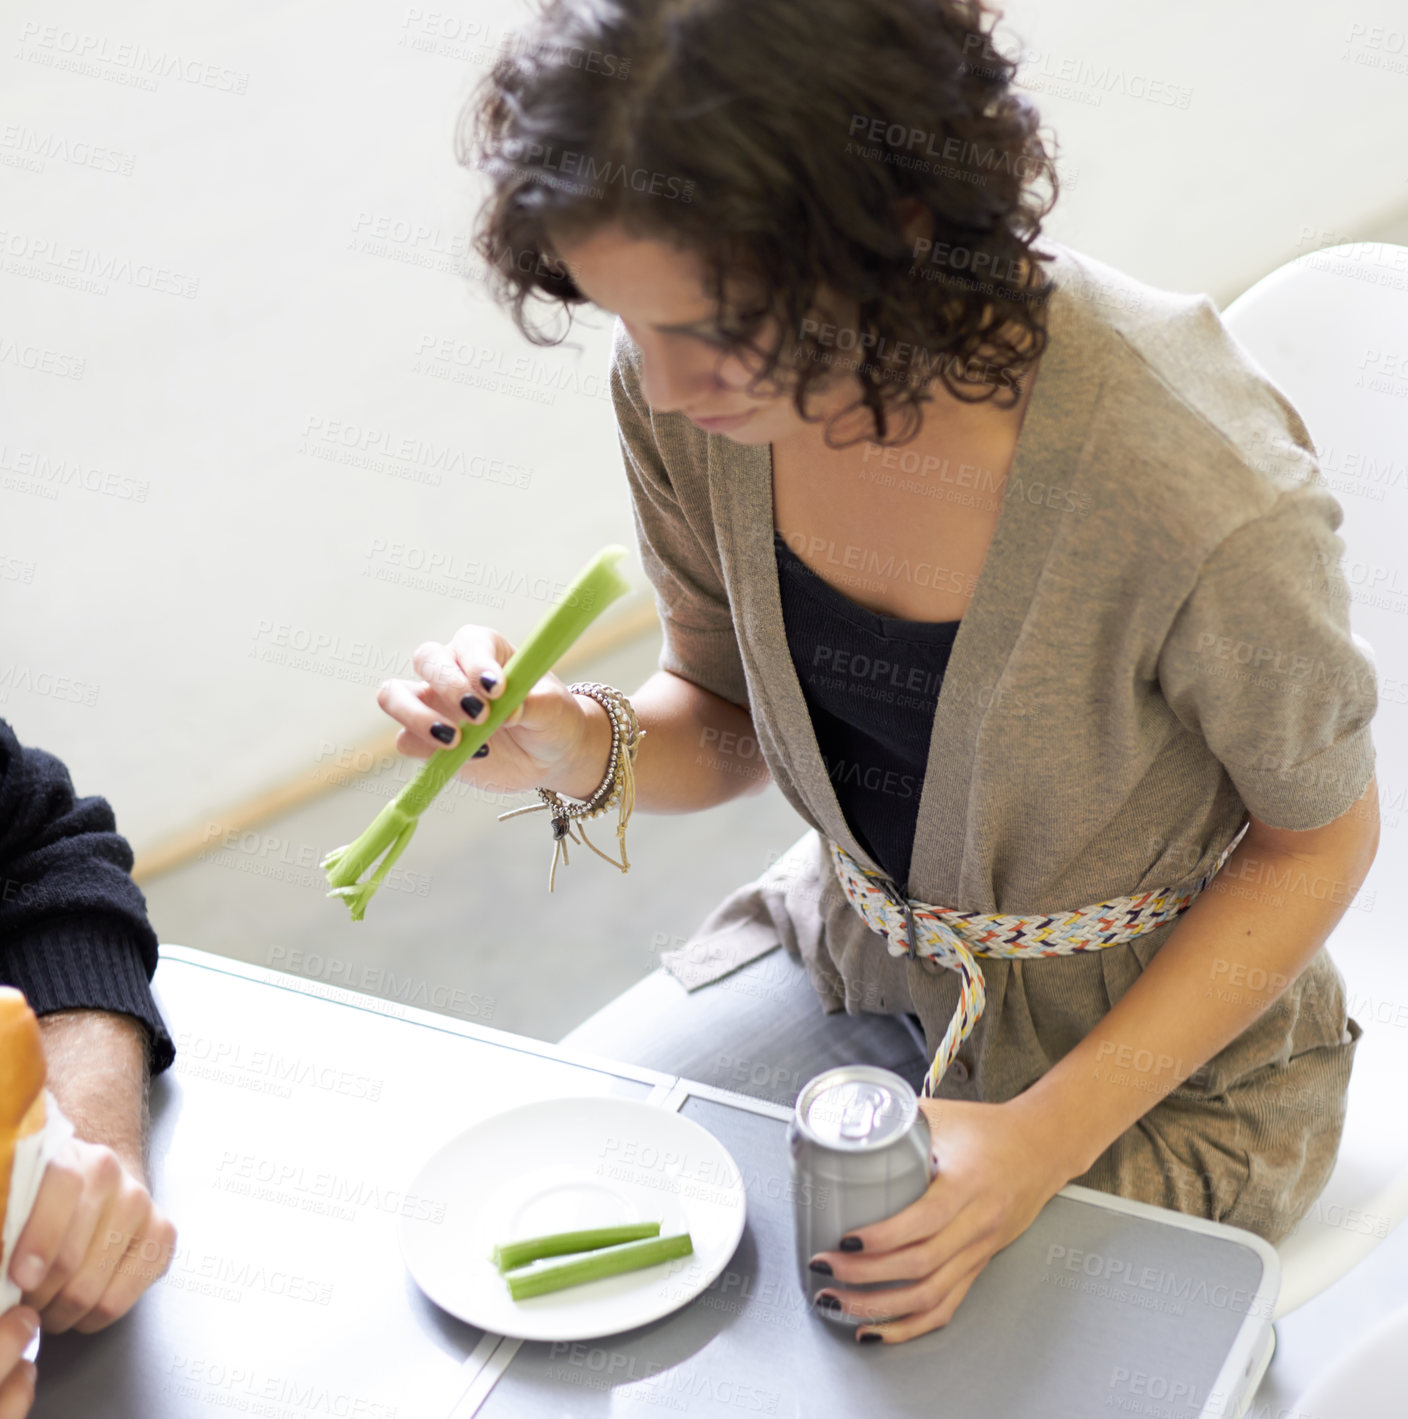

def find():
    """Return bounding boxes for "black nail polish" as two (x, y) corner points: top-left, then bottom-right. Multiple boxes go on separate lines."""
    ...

(813, 1293), (841, 1313)
(479, 672), (499, 692)
(839, 1236), (863, 1253)
(808, 1259), (833, 1276)
(472, 743), (490, 758)
(430, 723), (455, 745)
(461, 694), (485, 719)
(858, 1331), (883, 1344)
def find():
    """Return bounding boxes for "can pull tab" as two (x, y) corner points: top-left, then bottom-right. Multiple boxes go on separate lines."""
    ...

(838, 1085), (887, 1140)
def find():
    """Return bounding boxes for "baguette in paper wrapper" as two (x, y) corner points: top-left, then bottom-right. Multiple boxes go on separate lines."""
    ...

(0, 988), (75, 1313)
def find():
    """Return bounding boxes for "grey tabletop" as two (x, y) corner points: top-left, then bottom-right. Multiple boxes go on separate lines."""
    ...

(31, 947), (1278, 1419)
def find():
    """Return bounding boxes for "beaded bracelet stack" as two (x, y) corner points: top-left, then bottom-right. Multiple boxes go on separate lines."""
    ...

(496, 681), (645, 893)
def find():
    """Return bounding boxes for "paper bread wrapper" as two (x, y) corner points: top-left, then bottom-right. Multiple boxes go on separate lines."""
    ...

(0, 1090), (75, 1314)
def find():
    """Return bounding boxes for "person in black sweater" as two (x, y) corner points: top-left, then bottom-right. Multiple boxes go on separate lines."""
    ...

(0, 716), (177, 1397)
(0, 718), (175, 1076)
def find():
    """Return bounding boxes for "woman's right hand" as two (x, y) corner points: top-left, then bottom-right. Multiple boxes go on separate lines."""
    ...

(377, 626), (596, 795)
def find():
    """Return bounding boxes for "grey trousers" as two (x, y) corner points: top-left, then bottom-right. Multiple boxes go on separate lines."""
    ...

(559, 945), (931, 1109)
(561, 944), (1358, 1243)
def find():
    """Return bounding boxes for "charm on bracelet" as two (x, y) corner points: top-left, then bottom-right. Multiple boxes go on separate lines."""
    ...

(496, 681), (644, 892)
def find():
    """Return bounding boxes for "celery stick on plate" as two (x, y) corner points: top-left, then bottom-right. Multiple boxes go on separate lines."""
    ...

(492, 1222), (662, 1273)
(505, 1232), (694, 1302)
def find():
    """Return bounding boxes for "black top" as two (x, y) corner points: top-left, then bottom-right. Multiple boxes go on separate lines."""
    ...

(0, 717), (176, 1075)
(773, 532), (960, 896)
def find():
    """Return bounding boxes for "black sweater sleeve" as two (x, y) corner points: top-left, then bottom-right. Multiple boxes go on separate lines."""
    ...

(0, 717), (175, 1076)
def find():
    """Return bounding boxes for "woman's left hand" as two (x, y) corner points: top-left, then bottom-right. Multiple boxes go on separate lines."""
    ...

(806, 1096), (1073, 1343)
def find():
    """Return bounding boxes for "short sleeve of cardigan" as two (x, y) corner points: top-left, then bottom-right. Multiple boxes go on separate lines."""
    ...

(1156, 482), (1378, 831)
(609, 320), (751, 709)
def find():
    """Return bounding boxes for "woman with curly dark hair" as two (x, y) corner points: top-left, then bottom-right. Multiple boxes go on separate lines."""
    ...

(377, 0), (1380, 1342)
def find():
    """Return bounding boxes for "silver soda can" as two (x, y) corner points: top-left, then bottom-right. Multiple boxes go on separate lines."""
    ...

(788, 1065), (934, 1328)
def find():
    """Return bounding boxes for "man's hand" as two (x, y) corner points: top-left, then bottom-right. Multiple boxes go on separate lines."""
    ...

(0, 1306), (38, 1417)
(6, 1009), (177, 1332)
(806, 1096), (1071, 1343)
(8, 1134), (176, 1334)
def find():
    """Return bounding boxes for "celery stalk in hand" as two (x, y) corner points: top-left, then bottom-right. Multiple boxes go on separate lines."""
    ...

(322, 544), (633, 920)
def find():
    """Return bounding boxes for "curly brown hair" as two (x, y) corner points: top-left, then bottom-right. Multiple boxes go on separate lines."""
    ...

(457, 0), (1060, 447)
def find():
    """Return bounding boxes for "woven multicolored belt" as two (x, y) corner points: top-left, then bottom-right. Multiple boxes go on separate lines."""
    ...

(827, 823), (1250, 1098)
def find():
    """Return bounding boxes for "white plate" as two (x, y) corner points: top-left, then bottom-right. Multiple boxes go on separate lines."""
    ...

(400, 1096), (747, 1341)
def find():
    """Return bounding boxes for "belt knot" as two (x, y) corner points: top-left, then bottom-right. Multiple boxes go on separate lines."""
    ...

(828, 824), (1248, 1097)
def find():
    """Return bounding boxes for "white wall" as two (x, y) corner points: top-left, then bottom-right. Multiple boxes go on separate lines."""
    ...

(1001, 0), (1408, 300)
(3, 0), (1406, 853)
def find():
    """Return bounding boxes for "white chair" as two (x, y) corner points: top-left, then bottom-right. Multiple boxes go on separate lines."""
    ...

(1221, 242), (1408, 1320)
(1290, 1301), (1408, 1416)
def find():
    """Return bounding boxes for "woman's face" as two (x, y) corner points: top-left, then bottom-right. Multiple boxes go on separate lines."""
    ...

(549, 222), (864, 447)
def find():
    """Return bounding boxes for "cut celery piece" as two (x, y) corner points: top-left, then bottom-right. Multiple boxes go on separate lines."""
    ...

(505, 1232), (694, 1301)
(492, 1222), (662, 1273)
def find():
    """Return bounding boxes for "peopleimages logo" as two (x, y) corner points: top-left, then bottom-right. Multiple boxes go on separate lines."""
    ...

(0, 445), (150, 501)
(1044, 1244), (1273, 1319)
(0, 123), (137, 176)
(0, 664), (100, 707)
(0, 228), (199, 297)
(497, 139), (694, 203)
(0, 336), (85, 378)
(15, 22), (249, 94)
